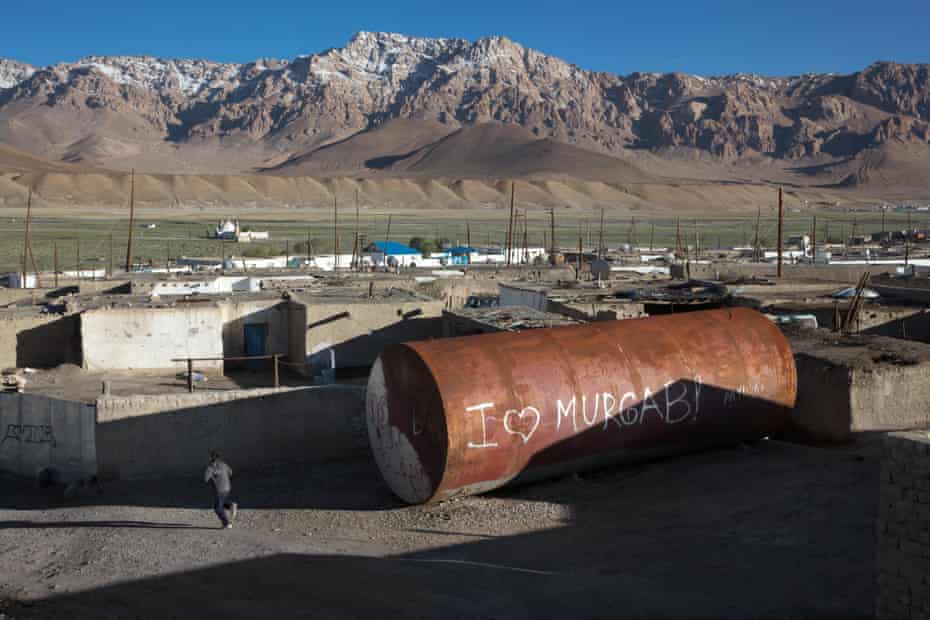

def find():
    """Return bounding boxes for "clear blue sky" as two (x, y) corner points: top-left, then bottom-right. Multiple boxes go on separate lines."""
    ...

(3, 0), (928, 76)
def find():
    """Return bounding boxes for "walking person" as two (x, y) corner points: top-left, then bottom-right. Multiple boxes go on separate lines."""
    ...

(204, 450), (237, 529)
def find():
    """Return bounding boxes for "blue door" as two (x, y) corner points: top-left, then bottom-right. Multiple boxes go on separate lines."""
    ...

(243, 323), (267, 369)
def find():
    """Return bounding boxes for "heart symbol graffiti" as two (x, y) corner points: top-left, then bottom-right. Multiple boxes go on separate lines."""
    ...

(503, 406), (541, 444)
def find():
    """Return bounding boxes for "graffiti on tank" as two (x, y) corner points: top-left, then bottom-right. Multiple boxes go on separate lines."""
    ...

(464, 376), (709, 449)
(723, 382), (767, 407)
(0, 424), (57, 448)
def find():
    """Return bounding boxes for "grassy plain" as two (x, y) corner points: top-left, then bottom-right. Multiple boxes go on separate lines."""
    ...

(0, 205), (924, 274)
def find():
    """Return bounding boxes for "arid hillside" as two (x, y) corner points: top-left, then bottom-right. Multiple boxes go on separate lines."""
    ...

(1, 32), (929, 209)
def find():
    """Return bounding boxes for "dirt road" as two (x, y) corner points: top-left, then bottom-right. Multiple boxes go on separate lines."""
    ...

(0, 438), (879, 618)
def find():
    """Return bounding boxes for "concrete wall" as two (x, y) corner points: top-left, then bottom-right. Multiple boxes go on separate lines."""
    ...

(94, 385), (367, 479)
(864, 310), (930, 344)
(877, 431), (930, 620)
(287, 300), (307, 368)
(81, 305), (224, 372)
(790, 332), (930, 441)
(219, 298), (290, 364)
(499, 284), (547, 311)
(549, 300), (647, 322)
(301, 299), (444, 372)
(416, 279), (501, 310)
(0, 393), (96, 483)
(684, 262), (897, 284)
(0, 313), (81, 369)
(768, 304), (926, 334)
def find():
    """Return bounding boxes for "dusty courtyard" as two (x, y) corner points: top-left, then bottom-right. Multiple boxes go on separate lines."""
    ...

(0, 436), (878, 619)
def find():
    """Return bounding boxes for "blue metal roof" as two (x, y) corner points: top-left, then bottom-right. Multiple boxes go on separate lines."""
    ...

(449, 246), (477, 254)
(368, 240), (420, 255)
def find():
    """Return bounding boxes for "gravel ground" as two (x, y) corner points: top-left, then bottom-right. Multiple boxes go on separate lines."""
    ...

(0, 438), (880, 619)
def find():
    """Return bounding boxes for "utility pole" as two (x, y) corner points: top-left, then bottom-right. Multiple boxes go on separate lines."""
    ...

(53, 241), (59, 288)
(506, 182), (516, 266)
(753, 206), (761, 262)
(354, 189), (360, 271)
(675, 218), (683, 257)
(577, 235), (582, 278)
(21, 188), (33, 286)
(649, 221), (655, 251)
(76, 235), (81, 281)
(466, 221), (471, 250)
(108, 233), (113, 278)
(597, 207), (605, 259)
(549, 208), (556, 263)
(776, 187), (784, 278)
(629, 216), (637, 248)
(385, 214), (392, 244)
(881, 209), (886, 235)
(333, 194), (339, 269)
(522, 210), (529, 264)
(811, 215), (817, 262)
(693, 219), (699, 261)
(906, 211), (912, 267)
(125, 169), (135, 273)
(166, 240), (171, 272)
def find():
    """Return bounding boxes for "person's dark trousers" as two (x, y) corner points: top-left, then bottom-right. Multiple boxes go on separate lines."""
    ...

(214, 492), (231, 527)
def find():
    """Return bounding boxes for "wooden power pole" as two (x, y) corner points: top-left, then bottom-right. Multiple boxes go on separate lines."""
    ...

(811, 215), (817, 262)
(125, 169), (136, 273)
(776, 187), (784, 278)
(333, 194), (339, 268)
(506, 182), (516, 266)
(21, 188), (33, 286)
(549, 208), (556, 263)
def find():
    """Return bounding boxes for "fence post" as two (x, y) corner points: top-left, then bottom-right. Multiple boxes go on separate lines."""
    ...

(273, 355), (280, 388)
(187, 358), (194, 393)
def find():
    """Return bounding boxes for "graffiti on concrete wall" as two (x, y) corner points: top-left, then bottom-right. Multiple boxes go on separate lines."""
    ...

(0, 424), (57, 448)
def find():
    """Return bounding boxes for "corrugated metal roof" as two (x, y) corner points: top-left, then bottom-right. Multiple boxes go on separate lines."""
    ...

(367, 241), (421, 255)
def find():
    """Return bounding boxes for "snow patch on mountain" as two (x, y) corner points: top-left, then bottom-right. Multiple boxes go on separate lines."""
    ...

(67, 56), (244, 96)
(0, 59), (35, 90)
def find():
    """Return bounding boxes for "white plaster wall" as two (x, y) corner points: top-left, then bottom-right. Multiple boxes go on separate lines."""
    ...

(81, 306), (224, 372)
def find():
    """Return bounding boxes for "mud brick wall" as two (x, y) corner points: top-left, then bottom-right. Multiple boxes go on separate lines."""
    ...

(877, 431), (930, 619)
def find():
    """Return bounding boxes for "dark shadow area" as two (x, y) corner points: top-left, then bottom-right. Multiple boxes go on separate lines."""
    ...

(6, 552), (630, 619)
(4, 434), (879, 619)
(0, 520), (214, 531)
(15, 314), (81, 368)
(305, 315), (444, 375)
(0, 457), (396, 512)
(785, 154), (856, 176)
(364, 148), (420, 170)
(0, 382), (880, 617)
(862, 310), (930, 344)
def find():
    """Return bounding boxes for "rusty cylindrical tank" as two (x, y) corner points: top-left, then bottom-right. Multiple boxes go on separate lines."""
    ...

(366, 307), (797, 504)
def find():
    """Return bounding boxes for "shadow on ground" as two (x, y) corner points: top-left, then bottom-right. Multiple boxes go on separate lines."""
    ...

(3, 437), (880, 619)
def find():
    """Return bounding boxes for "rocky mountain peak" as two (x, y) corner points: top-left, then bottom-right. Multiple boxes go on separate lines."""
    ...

(0, 32), (927, 182)
(0, 59), (35, 90)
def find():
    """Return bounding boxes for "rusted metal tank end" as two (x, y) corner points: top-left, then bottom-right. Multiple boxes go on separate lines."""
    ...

(367, 307), (796, 505)
(367, 349), (448, 504)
